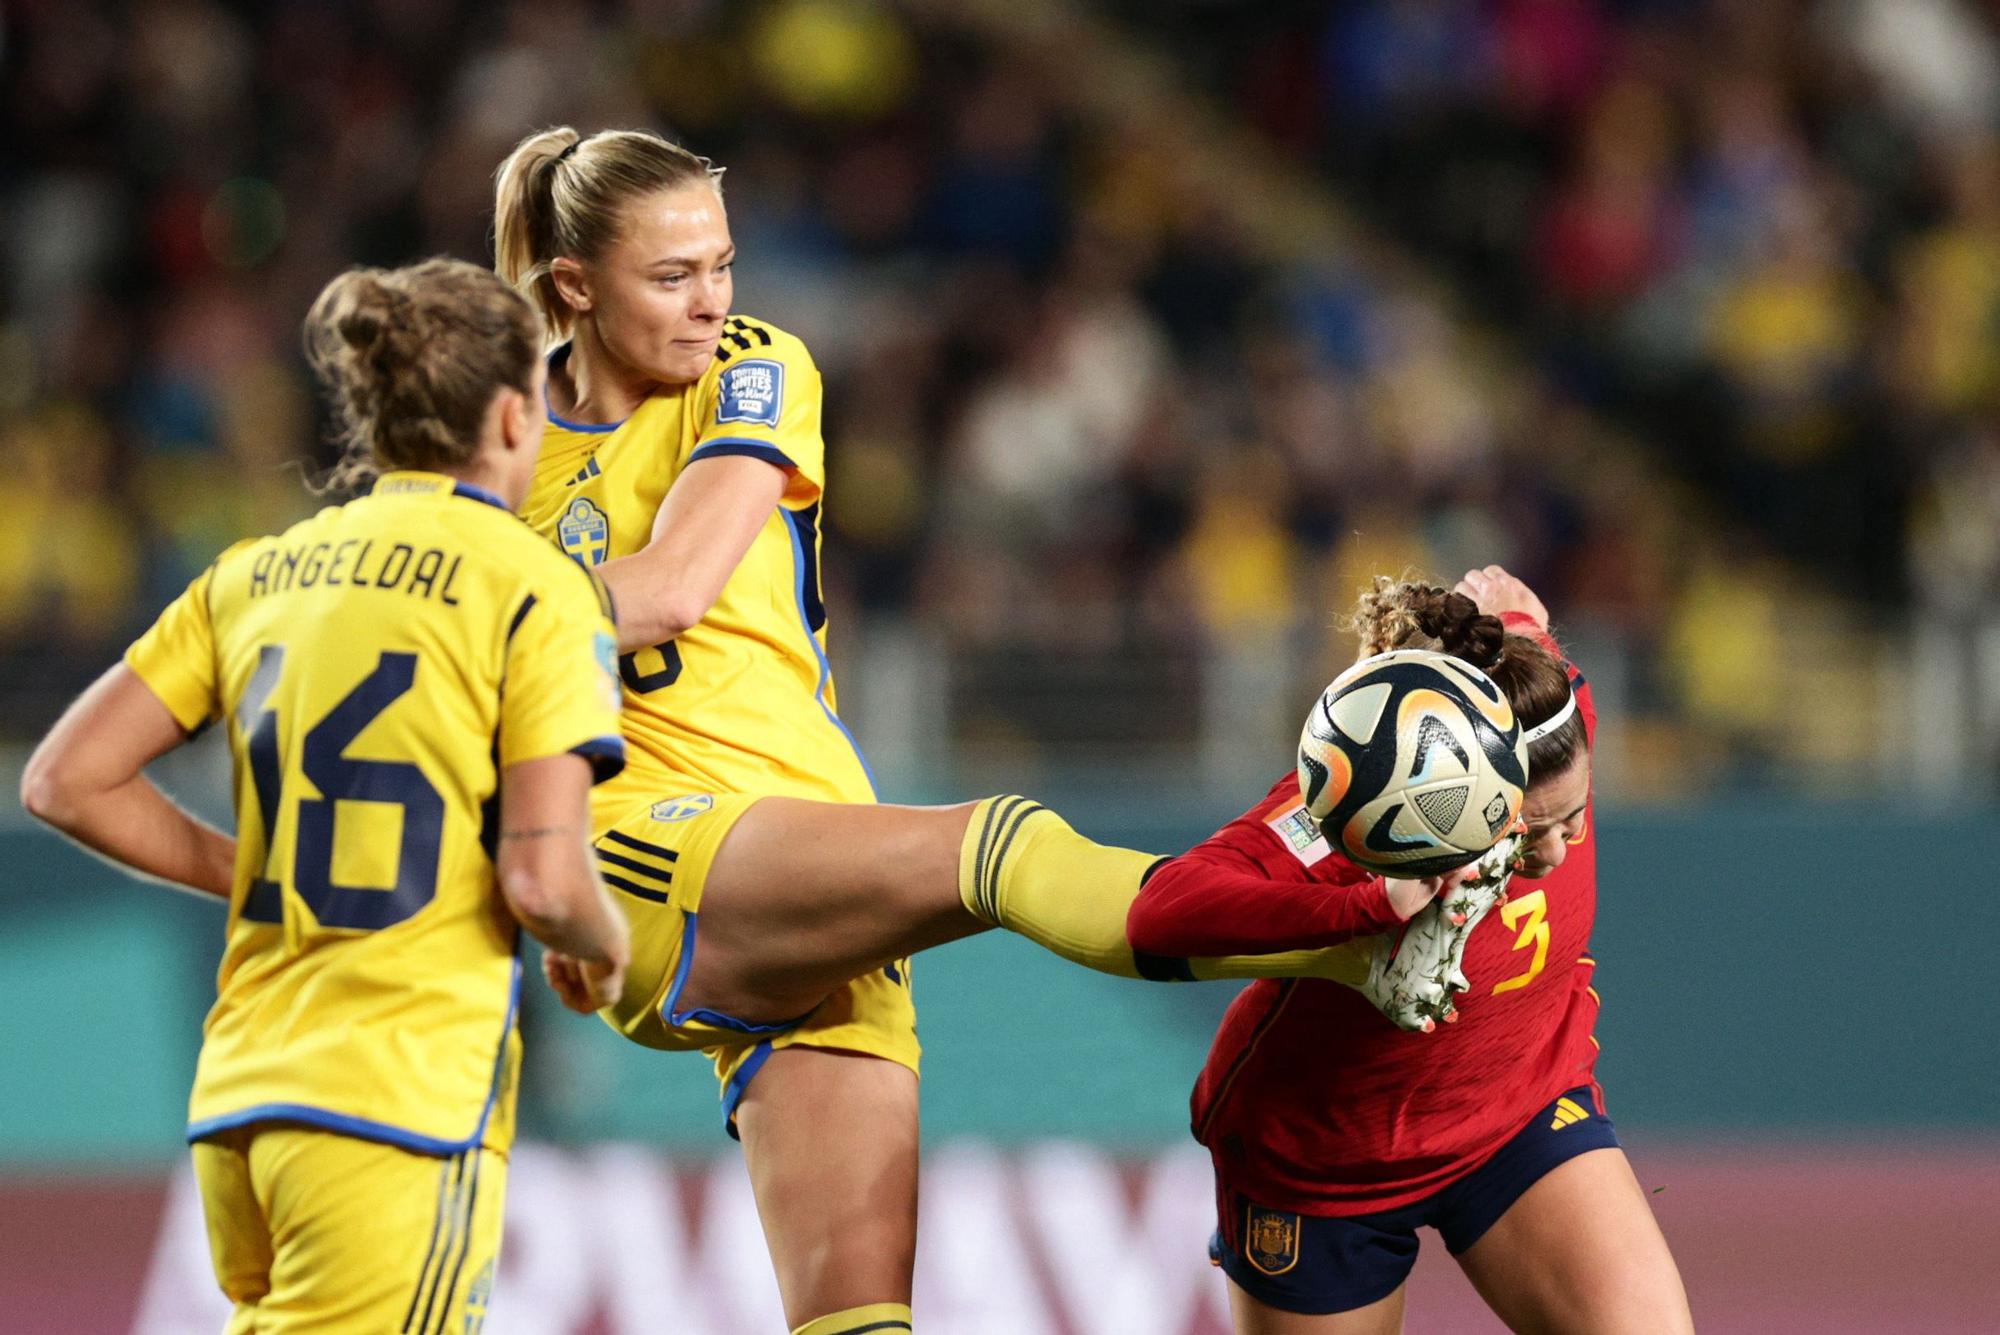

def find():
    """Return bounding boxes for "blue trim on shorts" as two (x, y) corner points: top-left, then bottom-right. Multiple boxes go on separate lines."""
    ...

(1212, 1084), (1620, 1315)
(721, 1040), (777, 1141)
(658, 910), (815, 1036)
(186, 956), (524, 1157)
(783, 509), (878, 798)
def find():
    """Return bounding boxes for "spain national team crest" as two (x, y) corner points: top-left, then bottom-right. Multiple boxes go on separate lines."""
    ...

(1245, 1205), (1301, 1276)
(558, 497), (609, 567)
(650, 794), (716, 823)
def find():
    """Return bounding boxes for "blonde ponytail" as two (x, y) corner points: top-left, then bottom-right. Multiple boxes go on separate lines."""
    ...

(493, 126), (722, 341)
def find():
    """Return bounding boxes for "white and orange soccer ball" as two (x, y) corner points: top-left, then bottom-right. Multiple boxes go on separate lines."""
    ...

(1297, 649), (1529, 877)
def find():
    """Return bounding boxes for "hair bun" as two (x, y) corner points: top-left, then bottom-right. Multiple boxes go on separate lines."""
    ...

(303, 258), (540, 493)
(1424, 590), (1506, 669)
(333, 276), (412, 359)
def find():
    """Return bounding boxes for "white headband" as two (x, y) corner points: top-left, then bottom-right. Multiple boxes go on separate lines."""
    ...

(1522, 691), (1577, 745)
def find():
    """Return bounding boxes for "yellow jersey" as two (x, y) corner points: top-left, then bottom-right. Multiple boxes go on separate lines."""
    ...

(124, 472), (625, 1156)
(521, 314), (875, 829)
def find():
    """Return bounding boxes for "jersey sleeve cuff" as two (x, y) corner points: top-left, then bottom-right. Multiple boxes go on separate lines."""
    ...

(1354, 878), (1407, 933)
(569, 737), (627, 784)
(123, 650), (213, 734)
(1499, 610), (1561, 657)
(688, 438), (797, 471)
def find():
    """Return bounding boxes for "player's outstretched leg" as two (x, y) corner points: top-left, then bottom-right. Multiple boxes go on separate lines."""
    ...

(674, 794), (1384, 1027)
(957, 796), (1375, 985)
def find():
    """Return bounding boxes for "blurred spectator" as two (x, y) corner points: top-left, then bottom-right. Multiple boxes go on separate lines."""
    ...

(4, 0), (1983, 792)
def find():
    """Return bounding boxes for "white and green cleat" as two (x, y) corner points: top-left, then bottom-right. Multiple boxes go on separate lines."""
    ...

(1349, 834), (1524, 1032)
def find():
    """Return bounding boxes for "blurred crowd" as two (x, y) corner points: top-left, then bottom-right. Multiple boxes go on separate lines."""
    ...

(1140, 0), (2000, 611)
(3, 0), (1990, 789)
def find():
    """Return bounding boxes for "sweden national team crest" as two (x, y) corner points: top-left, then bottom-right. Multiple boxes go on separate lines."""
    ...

(558, 497), (609, 567)
(716, 359), (783, 427)
(1245, 1205), (1301, 1276)
(462, 1256), (494, 1333)
(650, 794), (716, 823)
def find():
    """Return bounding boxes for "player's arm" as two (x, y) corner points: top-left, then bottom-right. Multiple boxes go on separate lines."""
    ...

(595, 325), (825, 652)
(1128, 846), (1461, 958)
(1457, 564), (1596, 732)
(592, 454), (786, 651)
(19, 665), (234, 899)
(1457, 565), (1550, 636)
(497, 567), (632, 1011)
(494, 752), (628, 1011)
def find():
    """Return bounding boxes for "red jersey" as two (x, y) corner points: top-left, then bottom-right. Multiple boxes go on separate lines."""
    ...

(1142, 619), (1601, 1215)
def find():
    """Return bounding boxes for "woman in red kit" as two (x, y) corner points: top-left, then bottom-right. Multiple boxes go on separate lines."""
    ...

(1130, 567), (1693, 1334)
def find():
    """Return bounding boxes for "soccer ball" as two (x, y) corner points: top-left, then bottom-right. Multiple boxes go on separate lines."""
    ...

(1297, 649), (1529, 878)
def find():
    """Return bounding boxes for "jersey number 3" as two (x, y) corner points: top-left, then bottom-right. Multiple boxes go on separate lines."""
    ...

(238, 645), (444, 931)
(1491, 889), (1550, 995)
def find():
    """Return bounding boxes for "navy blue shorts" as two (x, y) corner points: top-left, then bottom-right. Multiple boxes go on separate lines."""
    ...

(1210, 1084), (1619, 1315)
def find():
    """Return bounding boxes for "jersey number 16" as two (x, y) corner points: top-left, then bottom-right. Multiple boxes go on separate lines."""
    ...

(236, 645), (445, 932)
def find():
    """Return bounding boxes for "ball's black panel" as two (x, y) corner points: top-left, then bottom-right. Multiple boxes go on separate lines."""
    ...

(1408, 714), (1469, 778)
(1413, 782), (1469, 833)
(1362, 802), (1435, 855)
(1299, 750), (1329, 809)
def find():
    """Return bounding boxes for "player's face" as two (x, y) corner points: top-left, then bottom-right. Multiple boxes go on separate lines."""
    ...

(588, 183), (734, 385)
(1513, 753), (1590, 879)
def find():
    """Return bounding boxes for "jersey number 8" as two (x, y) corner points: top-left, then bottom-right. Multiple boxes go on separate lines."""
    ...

(237, 645), (444, 931)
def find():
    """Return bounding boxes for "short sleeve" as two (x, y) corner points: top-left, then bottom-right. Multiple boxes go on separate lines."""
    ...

(688, 320), (824, 509)
(500, 563), (626, 782)
(123, 562), (225, 733)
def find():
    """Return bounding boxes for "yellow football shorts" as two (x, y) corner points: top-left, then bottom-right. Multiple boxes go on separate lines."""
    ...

(593, 793), (921, 1129)
(192, 1125), (505, 1334)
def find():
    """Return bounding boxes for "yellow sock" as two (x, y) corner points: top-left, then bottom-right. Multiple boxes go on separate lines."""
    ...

(791, 1301), (912, 1335)
(959, 796), (1154, 977)
(1189, 942), (1371, 985)
(957, 797), (1374, 984)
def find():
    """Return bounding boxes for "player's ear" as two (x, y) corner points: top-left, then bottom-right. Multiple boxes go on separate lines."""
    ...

(498, 385), (536, 456)
(548, 257), (591, 316)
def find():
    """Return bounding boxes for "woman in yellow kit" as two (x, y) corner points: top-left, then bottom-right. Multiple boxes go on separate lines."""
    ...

(494, 125), (933, 1335)
(19, 259), (632, 1334)
(492, 127), (1489, 1335)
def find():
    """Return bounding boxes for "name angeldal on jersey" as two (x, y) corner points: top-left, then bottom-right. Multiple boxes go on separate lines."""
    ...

(247, 539), (467, 604)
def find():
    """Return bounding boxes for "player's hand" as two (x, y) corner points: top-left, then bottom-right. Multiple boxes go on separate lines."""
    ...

(1455, 565), (1548, 630)
(543, 950), (626, 1014)
(1384, 864), (1476, 921)
(1347, 835), (1522, 1032)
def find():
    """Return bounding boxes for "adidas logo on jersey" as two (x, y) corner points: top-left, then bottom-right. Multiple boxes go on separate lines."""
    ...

(1549, 1096), (1591, 1130)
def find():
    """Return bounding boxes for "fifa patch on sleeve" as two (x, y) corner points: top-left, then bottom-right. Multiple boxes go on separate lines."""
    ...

(1265, 803), (1331, 867)
(716, 359), (784, 427)
(593, 631), (621, 711)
